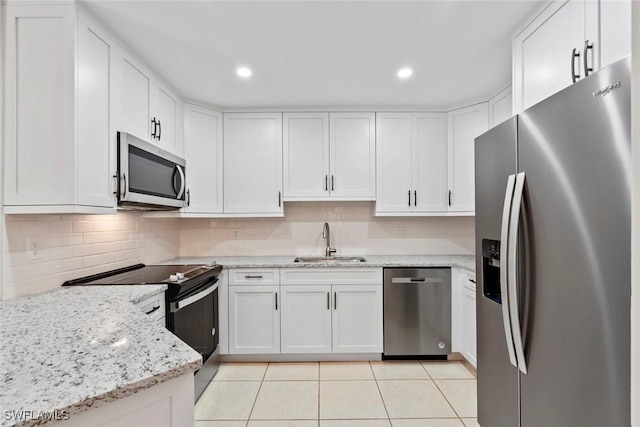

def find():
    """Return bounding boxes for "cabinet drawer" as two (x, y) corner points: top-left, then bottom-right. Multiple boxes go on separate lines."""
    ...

(135, 292), (166, 323)
(281, 268), (383, 285)
(228, 269), (280, 286)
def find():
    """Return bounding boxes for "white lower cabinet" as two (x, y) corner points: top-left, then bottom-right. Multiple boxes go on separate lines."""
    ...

(228, 285), (280, 354)
(280, 285), (332, 353)
(331, 284), (383, 353)
(227, 268), (383, 355)
(461, 279), (477, 367)
(452, 268), (477, 368)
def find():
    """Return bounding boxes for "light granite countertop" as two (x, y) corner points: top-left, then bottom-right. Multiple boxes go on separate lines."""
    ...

(163, 255), (476, 272)
(0, 285), (201, 427)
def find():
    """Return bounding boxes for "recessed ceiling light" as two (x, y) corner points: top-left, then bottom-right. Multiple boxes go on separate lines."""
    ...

(397, 68), (413, 79)
(237, 67), (252, 78)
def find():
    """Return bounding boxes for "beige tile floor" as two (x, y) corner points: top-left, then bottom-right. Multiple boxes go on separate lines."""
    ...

(195, 361), (479, 427)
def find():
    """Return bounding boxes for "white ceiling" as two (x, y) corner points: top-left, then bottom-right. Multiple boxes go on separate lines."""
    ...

(82, 0), (547, 110)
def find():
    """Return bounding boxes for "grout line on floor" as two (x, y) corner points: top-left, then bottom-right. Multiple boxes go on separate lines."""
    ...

(244, 362), (270, 425)
(371, 362), (393, 423)
(432, 378), (463, 419)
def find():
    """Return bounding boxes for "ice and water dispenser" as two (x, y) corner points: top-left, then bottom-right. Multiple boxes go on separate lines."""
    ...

(482, 239), (502, 304)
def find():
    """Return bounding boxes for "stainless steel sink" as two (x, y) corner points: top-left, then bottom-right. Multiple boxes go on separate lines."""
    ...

(293, 256), (367, 263)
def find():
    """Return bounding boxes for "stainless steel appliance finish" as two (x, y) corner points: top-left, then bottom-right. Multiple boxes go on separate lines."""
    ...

(63, 263), (222, 401)
(383, 268), (451, 357)
(117, 132), (187, 210)
(475, 57), (630, 427)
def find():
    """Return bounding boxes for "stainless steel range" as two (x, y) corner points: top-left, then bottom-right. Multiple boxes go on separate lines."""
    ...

(63, 263), (222, 400)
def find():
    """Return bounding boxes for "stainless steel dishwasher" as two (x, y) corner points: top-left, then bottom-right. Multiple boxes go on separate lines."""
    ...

(383, 268), (451, 357)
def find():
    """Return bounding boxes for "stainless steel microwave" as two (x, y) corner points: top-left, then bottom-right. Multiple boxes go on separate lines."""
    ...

(117, 132), (186, 210)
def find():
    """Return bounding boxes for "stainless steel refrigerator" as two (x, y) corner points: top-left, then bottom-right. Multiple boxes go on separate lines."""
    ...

(475, 57), (630, 427)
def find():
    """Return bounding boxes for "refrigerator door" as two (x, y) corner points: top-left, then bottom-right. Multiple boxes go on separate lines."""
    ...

(475, 117), (519, 427)
(517, 58), (630, 427)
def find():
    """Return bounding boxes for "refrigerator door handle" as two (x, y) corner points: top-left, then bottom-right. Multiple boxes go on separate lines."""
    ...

(508, 171), (528, 374)
(500, 174), (518, 368)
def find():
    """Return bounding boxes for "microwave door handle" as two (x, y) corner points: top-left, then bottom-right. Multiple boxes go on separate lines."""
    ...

(175, 165), (185, 199)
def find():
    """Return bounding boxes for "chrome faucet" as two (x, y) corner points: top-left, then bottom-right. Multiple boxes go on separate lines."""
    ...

(322, 222), (337, 257)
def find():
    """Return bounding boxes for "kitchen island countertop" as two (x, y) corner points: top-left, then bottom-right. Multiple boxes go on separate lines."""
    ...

(0, 285), (201, 427)
(163, 255), (476, 272)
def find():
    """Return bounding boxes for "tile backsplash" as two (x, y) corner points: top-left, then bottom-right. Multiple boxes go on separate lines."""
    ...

(2, 202), (475, 299)
(179, 202), (475, 258)
(2, 212), (180, 299)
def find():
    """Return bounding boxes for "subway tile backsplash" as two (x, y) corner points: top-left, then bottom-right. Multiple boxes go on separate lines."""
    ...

(179, 202), (475, 258)
(3, 202), (474, 299)
(2, 212), (180, 299)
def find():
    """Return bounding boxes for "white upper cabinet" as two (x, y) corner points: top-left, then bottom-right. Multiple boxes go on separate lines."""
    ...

(284, 112), (375, 200)
(513, 0), (631, 113)
(375, 113), (413, 213)
(329, 113), (376, 199)
(376, 112), (447, 215)
(120, 53), (151, 141)
(118, 50), (184, 156)
(283, 113), (330, 199)
(183, 104), (223, 214)
(488, 87), (513, 128)
(447, 103), (488, 214)
(3, 4), (117, 214)
(413, 113), (448, 213)
(223, 113), (284, 216)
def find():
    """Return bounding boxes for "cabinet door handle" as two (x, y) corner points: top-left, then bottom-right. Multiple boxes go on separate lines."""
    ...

(275, 292), (278, 310)
(325, 175), (328, 191)
(414, 190), (417, 207)
(186, 189), (191, 207)
(571, 48), (581, 83)
(583, 40), (594, 77)
(151, 118), (157, 139)
(157, 119), (161, 141)
(469, 279), (477, 284)
(331, 175), (335, 191)
(408, 190), (411, 206)
(334, 292), (337, 310)
(327, 292), (330, 310)
(278, 191), (282, 207)
(448, 190), (452, 207)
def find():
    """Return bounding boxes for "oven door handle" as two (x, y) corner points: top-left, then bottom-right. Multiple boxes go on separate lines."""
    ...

(171, 283), (217, 312)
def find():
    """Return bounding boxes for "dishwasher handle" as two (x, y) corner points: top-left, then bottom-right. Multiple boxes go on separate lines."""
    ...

(391, 277), (443, 284)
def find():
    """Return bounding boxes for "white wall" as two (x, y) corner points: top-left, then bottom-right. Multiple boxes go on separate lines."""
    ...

(179, 202), (475, 257)
(631, 2), (639, 424)
(2, 212), (180, 299)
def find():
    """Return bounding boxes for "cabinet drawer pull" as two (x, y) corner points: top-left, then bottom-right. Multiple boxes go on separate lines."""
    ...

(244, 275), (264, 279)
(145, 305), (160, 315)
(571, 48), (581, 83)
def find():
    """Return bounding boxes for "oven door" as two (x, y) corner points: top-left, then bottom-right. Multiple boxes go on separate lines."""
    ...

(169, 283), (219, 360)
(117, 132), (186, 209)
